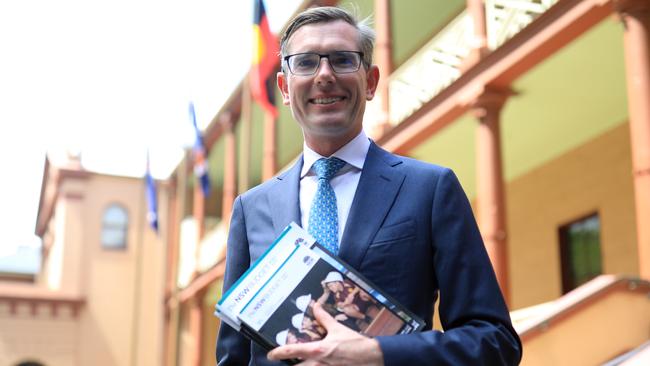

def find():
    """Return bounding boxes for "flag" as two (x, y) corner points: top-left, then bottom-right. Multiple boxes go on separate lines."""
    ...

(189, 102), (211, 197)
(251, 0), (279, 118)
(145, 151), (158, 232)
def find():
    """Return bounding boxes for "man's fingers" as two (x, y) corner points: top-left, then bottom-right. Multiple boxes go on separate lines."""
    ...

(297, 360), (324, 366)
(312, 302), (342, 331)
(267, 343), (319, 361)
(267, 344), (297, 360)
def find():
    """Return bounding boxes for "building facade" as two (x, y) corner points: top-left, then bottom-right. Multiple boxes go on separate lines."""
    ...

(0, 156), (168, 366)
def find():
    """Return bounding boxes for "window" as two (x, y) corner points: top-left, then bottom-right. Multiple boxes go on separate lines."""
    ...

(559, 213), (602, 293)
(101, 204), (129, 249)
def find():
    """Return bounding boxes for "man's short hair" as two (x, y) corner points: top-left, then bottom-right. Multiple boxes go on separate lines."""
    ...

(280, 6), (375, 72)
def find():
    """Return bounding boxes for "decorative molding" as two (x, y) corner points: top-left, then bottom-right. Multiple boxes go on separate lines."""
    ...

(0, 294), (85, 319)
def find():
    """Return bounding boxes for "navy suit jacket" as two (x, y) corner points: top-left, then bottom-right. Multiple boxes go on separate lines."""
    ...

(216, 142), (522, 365)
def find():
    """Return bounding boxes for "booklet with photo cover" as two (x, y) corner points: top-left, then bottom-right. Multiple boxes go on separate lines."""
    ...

(215, 223), (425, 363)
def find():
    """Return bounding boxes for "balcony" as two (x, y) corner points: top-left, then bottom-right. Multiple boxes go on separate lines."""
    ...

(388, 0), (559, 126)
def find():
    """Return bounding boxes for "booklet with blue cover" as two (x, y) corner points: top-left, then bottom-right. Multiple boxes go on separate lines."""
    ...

(215, 222), (424, 360)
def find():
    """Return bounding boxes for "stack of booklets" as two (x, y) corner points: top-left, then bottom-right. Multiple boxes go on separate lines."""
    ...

(215, 222), (425, 357)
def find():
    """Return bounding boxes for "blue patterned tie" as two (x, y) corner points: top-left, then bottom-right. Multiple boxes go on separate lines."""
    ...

(308, 157), (346, 254)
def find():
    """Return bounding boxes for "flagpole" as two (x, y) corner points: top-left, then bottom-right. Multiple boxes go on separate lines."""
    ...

(164, 153), (188, 366)
(222, 116), (237, 225)
(251, 0), (280, 181)
(188, 102), (210, 243)
(129, 152), (148, 366)
(239, 73), (252, 192)
(262, 108), (277, 180)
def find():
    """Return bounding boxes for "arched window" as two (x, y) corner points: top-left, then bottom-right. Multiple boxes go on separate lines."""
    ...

(101, 204), (129, 249)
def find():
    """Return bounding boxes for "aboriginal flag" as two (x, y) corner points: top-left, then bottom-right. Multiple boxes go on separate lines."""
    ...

(251, 0), (279, 118)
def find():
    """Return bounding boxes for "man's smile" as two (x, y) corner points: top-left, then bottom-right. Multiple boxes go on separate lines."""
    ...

(309, 96), (346, 105)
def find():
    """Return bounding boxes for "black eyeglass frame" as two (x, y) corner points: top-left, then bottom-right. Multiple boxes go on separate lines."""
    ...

(283, 51), (366, 76)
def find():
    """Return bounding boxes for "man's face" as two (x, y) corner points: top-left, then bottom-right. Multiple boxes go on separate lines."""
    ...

(277, 20), (379, 152)
(327, 281), (344, 293)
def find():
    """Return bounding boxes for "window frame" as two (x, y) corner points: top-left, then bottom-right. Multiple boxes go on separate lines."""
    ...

(100, 203), (129, 250)
(558, 212), (602, 294)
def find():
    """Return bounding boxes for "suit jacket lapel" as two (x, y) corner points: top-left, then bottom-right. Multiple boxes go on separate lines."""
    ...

(339, 142), (405, 269)
(268, 156), (303, 235)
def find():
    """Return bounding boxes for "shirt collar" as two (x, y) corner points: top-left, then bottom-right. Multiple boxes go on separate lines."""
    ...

(301, 130), (370, 178)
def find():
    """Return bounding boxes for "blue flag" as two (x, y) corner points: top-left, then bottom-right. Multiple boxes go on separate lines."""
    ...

(145, 151), (158, 232)
(189, 102), (211, 197)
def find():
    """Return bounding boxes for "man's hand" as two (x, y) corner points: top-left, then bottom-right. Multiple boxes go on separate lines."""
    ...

(267, 302), (384, 366)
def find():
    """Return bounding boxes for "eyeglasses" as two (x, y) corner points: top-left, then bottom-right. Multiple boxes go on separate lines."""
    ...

(283, 51), (364, 76)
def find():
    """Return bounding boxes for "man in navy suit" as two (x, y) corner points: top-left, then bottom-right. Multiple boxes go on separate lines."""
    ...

(217, 6), (521, 366)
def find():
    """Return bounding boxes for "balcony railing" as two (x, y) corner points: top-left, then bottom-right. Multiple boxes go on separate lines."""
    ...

(389, 10), (473, 125)
(486, 0), (559, 49)
(177, 217), (227, 288)
(387, 0), (558, 126)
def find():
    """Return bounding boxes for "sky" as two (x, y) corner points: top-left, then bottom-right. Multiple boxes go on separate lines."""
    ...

(0, 0), (302, 266)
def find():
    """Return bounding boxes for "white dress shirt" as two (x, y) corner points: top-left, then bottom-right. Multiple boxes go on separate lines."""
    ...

(300, 131), (370, 244)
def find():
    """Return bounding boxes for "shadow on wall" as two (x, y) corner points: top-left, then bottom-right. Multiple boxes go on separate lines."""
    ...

(16, 361), (46, 366)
